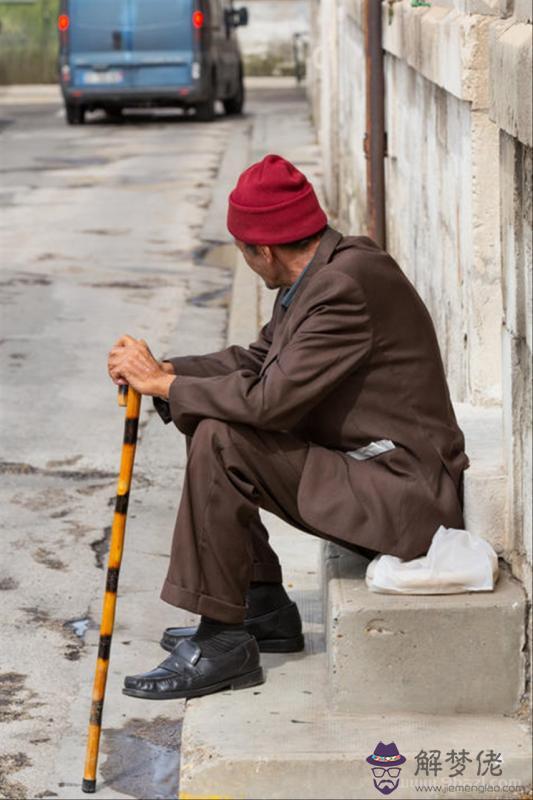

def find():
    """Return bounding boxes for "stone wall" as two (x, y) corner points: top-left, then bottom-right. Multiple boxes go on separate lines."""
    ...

(489, 10), (532, 584)
(307, 0), (532, 589)
(499, 132), (532, 584)
(337, 0), (366, 231)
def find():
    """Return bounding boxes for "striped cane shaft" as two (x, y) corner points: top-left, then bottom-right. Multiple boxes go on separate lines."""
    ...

(82, 386), (141, 793)
(117, 383), (128, 407)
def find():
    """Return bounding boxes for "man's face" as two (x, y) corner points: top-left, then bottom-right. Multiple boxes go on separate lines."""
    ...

(234, 240), (284, 289)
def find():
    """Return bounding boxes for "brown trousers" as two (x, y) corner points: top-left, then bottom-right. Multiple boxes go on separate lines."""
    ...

(160, 418), (378, 623)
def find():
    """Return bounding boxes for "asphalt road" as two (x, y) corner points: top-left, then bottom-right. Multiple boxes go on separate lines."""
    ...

(0, 86), (246, 800)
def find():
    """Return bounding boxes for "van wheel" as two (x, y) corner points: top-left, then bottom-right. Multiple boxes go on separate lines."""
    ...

(65, 103), (85, 125)
(195, 81), (215, 122)
(223, 74), (244, 115)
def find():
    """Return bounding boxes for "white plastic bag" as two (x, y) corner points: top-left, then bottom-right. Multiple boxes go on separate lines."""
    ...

(365, 526), (499, 594)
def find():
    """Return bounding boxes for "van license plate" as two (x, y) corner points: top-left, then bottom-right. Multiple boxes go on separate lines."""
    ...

(83, 70), (123, 85)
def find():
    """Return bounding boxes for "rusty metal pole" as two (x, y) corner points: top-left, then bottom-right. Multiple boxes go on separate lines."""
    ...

(364, 0), (386, 249)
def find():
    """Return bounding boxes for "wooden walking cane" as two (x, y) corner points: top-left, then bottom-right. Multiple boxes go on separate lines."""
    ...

(82, 383), (142, 794)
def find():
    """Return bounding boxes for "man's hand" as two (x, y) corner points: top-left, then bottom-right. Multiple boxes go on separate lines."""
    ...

(107, 335), (175, 399)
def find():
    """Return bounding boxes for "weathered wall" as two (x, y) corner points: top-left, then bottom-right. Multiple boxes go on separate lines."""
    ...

(384, 67), (502, 405)
(336, 0), (366, 233)
(308, 0), (532, 589)
(385, 62), (473, 402)
(499, 133), (532, 583)
(307, 0), (321, 126)
(317, 0), (340, 212)
(0, 0), (59, 84)
(489, 11), (533, 584)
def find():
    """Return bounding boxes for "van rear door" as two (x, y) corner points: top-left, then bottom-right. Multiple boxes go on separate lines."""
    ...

(129, 0), (194, 90)
(68, 0), (133, 89)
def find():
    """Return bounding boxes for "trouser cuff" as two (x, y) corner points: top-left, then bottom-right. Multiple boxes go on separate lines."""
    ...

(160, 578), (246, 624)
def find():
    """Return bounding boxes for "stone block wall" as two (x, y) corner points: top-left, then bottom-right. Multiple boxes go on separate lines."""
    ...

(383, 5), (503, 407)
(489, 8), (532, 583)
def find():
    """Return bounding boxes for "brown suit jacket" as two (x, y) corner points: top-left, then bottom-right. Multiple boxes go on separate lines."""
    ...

(157, 227), (469, 560)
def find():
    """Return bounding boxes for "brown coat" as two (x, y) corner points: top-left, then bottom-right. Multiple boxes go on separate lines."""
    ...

(161, 227), (469, 560)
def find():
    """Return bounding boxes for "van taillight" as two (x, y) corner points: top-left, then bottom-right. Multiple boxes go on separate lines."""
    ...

(58, 14), (70, 32)
(192, 11), (204, 28)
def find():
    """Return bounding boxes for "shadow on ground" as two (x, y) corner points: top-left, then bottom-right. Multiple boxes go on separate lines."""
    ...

(101, 716), (182, 800)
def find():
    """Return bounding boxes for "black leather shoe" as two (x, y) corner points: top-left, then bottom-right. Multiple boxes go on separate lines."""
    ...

(160, 601), (304, 654)
(123, 635), (264, 700)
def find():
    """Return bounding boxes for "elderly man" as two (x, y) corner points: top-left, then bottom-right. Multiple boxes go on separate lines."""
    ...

(107, 154), (468, 701)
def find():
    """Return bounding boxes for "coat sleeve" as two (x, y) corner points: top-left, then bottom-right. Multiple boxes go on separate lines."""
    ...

(152, 291), (281, 424)
(167, 273), (372, 435)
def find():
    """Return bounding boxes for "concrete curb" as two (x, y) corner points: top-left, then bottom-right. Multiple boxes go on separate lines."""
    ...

(227, 253), (261, 348)
(0, 84), (62, 104)
(200, 119), (251, 244)
(196, 112), (261, 349)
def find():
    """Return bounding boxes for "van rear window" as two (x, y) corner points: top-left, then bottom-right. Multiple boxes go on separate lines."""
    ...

(69, 0), (194, 53)
(133, 0), (194, 51)
(69, 0), (128, 52)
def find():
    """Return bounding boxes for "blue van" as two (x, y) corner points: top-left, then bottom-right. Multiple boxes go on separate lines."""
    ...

(58, 0), (248, 123)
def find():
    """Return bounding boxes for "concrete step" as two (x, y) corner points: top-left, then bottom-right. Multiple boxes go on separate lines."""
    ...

(180, 686), (531, 800)
(178, 518), (532, 800)
(323, 544), (526, 716)
(321, 402), (522, 717)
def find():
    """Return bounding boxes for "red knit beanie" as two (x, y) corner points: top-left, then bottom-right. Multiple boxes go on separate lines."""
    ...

(227, 154), (327, 245)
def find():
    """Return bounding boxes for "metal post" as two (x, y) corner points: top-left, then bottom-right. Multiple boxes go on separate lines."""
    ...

(364, 0), (386, 249)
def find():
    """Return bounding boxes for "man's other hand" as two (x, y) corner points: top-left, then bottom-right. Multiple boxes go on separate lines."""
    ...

(107, 335), (175, 398)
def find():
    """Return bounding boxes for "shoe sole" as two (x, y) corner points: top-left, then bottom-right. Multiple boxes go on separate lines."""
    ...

(160, 633), (304, 655)
(122, 666), (265, 700)
(256, 634), (305, 653)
